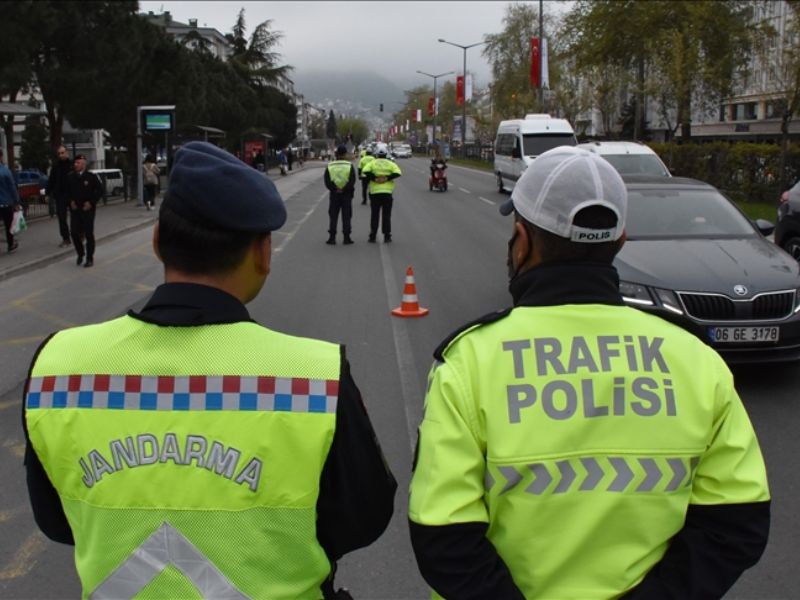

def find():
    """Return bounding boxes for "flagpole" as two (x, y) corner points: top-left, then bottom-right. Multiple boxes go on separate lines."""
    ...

(439, 38), (487, 158)
(539, 0), (544, 110)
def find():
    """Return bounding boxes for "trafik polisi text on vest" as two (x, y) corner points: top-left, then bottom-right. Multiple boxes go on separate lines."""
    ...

(502, 335), (676, 423)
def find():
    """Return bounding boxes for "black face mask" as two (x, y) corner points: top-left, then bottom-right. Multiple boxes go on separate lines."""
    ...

(506, 230), (519, 280)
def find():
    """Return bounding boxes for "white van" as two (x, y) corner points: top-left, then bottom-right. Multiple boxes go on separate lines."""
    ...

(494, 114), (577, 192)
(90, 169), (125, 197)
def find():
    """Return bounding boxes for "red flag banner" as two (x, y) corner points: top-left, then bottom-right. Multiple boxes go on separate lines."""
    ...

(530, 37), (540, 87)
(411, 109), (417, 123)
(427, 97), (435, 117)
(456, 75), (465, 105)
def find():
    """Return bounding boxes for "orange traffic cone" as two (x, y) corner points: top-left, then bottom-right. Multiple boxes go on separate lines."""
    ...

(391, 266), (429, 318)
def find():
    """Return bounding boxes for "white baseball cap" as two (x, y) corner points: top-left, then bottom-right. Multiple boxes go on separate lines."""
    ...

(499, 146), (627, 243)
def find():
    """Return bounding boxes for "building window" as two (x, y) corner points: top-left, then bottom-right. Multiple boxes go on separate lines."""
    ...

(719, 104), (726, 122)
(745, 102), (757, 120)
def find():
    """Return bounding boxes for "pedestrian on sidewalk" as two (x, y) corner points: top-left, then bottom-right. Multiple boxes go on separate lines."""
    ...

(142, 154), (160, 210)
(67, 154), (103, 267)
(324, 145), (356, 245)
(0, 148), (21, 254)
(46, 145), (73, 247)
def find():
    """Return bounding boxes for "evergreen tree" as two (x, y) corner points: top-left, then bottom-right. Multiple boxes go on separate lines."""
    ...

(326, 110), (337, 140)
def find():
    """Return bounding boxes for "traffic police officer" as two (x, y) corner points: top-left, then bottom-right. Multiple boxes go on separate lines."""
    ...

(408, 146), (770, 599)
(324, 145), (356, 245)
(357, 146), (374, 205)
(24, 142), (397, 600)
(361, 143), (401, 243)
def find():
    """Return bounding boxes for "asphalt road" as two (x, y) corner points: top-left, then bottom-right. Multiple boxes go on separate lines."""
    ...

(0, 158), (798, 599)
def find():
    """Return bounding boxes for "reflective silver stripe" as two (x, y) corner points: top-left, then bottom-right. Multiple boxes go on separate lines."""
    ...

(637, 458), (661, 492)
(498, 465), (522, 494)
(90, 522), (248, 600)
(484, 469), (495, 492)
(553, 460), (576, 494)
(525, 463), (552, 495)
(666, 457), (687, 491)
(608, 457), (634, 492)
(579, 457), (603, 491)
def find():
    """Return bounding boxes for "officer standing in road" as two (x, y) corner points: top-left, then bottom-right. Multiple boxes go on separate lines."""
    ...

(357, 146), (374, 205)
(23, 142), (397, 600)
(324, 145), (357, 245)
(408, 146), (770, 599)
(362, 143), (401, 243)
(67, 154), (103, 267)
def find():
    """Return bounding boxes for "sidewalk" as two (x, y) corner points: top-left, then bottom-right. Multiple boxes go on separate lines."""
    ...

(0, 164), (308, 282)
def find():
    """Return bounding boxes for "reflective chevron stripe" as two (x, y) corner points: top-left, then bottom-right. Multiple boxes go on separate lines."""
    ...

(89, 522), (247, 600)
(489, 455), (699, 496)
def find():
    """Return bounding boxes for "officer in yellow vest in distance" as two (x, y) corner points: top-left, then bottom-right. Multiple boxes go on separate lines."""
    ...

(324, 145), (357, 245)
(361, 143), (401, 243)
(408, 146), (770, 599)
(23, 141), (397, 600)
(357, 145), (375, 205)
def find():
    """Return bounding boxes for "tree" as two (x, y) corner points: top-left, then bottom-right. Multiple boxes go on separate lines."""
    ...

(20, 115), (50, 171)
(618, 97), (650, 140)
(336, 117), (369, 145)
(226, 8), (292, 89)
(483, 3), (561, 122)
(564, 0), (752, 141)
(326, 110), (337, 140)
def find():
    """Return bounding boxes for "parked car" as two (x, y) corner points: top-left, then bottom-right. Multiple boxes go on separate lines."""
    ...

(577, 141), (671, 177)
(15, 169), (48, 203)
(615, 175), (800, 364)
(775, 180), (800, 260)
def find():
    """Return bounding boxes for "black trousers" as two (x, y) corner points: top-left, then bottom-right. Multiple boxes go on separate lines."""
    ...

(70, 207), (96, 259)
(55, 196), (70, 242)
(0, 205), (14, 250)
(328, 193), (353, 236)
(361, 178), (369, 203)
(369, 194), (393, 237)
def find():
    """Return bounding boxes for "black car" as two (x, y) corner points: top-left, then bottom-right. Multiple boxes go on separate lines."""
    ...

(775, 182), (800, 260)
(616, 176), (800, 364)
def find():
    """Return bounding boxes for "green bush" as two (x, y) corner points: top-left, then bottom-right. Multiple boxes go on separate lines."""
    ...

(648, 141), (800, 203)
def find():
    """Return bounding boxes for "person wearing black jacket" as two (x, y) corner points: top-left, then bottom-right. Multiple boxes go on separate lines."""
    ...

(323, 145), (357, 245)
(45, 145), (72, 246)
(66, 154), (103, 267)
(409, 146), (770, 599)
(24, 142), (395, 600)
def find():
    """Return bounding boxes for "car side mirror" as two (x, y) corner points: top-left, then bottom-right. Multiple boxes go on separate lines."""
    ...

(754, 218), (775, 236)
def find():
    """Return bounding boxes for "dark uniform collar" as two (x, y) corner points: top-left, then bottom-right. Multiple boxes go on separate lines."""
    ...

(130, 282), (253, 325)
(510, 261), (624, 307)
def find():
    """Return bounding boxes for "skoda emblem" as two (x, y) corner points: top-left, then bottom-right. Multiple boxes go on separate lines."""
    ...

(733, 284), (748, 296)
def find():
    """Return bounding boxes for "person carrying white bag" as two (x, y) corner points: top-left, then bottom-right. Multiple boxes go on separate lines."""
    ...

(0, 148), (22, 254)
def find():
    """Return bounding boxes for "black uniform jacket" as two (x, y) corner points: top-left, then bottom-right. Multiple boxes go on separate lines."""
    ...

(24, 282), (397, 565)
(410, 262), (770, 600)
(66, 168), (103, 208)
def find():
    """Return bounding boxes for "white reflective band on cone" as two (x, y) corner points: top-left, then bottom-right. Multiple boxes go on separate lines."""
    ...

(90, 522), (248, 600)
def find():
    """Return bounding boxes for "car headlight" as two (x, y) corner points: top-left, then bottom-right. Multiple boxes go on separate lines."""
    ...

(619, 281), (684, 315)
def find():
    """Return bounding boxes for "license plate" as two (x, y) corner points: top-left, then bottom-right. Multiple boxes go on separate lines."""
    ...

(707, 326), (780, 343)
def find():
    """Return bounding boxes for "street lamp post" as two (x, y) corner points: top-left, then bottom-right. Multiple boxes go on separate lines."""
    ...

(438, 38), (486, 158)
(416, 69), (454, 150)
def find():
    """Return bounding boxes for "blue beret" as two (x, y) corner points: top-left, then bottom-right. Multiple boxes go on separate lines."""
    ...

(165, 142), (286, 232)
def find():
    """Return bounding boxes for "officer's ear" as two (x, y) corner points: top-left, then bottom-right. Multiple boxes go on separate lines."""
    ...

(152, 222), (163, 264)
(252, 233), (272, 277)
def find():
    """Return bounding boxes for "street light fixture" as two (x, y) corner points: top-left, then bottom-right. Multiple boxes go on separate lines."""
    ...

(438, 38), (487, 158)
(416, 69), (455, 148)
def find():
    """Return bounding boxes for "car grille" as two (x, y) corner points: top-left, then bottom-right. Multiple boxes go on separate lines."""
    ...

(677, 290), (796, 321)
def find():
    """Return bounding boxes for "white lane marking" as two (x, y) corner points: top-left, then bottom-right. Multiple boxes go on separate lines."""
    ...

(380, 247), (425, 453)
(459, 187), (471, 194)
(272, 191), (328, 254)
(479, 196), (496, 206)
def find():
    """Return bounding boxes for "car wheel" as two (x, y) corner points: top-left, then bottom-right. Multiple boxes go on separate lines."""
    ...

(782, 236), (800, 261)
(496, 173), (504, 193)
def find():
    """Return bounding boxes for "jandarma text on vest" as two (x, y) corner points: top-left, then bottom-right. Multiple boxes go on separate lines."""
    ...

(79, 433), (263, 491)
(501, 335), (675, 423)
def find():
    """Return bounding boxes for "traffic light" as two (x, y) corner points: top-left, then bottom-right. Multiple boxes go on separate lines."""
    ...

(379, 103), (384, 112)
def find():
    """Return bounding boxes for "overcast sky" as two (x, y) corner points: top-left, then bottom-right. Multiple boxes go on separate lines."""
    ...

(138, 1), (564, 89)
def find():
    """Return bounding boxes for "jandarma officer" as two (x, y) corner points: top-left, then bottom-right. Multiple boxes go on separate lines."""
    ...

(23, 141), (397, 600)
(408, 146), (770, 599)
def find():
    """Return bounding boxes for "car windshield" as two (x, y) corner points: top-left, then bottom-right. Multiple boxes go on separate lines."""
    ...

(522, 134), (576, 156)
(601, 154), (669, 177)
(626, 187), (756, 239)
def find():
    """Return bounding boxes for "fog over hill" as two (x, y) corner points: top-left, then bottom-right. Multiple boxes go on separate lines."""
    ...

(291, 69), (409, 119)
